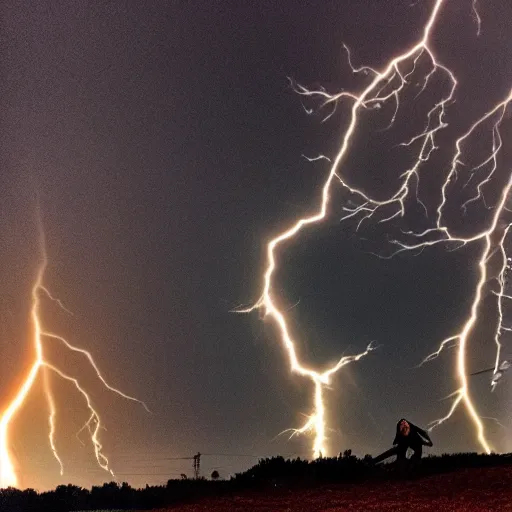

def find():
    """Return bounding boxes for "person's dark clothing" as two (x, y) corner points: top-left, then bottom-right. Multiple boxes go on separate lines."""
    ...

(372, 443), (422, 464)
(373, 418), (432, 464)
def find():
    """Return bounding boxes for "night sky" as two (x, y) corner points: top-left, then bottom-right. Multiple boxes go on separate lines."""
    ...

(1, 0), (512, 491)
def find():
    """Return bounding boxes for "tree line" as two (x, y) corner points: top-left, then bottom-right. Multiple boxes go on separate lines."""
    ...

(1, 451), (511, 511)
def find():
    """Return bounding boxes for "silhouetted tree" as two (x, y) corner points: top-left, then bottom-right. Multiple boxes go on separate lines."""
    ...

(211, 470), (220, 480)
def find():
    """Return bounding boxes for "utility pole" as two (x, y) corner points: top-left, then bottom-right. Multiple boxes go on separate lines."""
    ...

(193, 452), (201, 479)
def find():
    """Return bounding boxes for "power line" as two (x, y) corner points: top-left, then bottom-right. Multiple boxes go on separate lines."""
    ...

(114, 456), (194, 461)
(115, 472), (185, 477)
(202, 452), (309, 458)
(201, 453), (261, 458)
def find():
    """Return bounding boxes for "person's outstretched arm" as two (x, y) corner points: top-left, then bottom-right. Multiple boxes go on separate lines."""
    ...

(417, 426), (433, 446)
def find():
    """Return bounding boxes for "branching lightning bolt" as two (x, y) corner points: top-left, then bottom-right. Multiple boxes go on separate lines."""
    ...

(242, 0), (512, 457)
(0, 218), (149, 488)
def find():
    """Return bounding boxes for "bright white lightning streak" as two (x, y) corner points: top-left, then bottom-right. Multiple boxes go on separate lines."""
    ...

(44, 363), (115, 478)
(302, 154), (332, 163)
(240, 0), (456, 458)
(352, 88), (512, 452)
(378, 89), (512, 451)
(41, 331), (151, 412)
(418, 335), (459, 366)
(437, 91), (512, 230)
(473, 0), (482, 36)
(0, 222), (148, 488)
(244, 0), (512, 456)
(426, 180), (512, 453)
(43, 368), (63, 476)
(492, 226), (512, 379)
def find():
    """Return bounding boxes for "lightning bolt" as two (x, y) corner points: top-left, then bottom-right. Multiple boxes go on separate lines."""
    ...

(242, 0), (512, 457)
(472, 0), (482, 36)
(381, 88), (512, 449)
(0, 216), (148, 488)
(491, 227), (512, 382)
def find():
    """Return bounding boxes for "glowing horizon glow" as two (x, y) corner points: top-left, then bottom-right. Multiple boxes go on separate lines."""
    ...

(0, 219), (148, 488)
(242, 0), (512, 457)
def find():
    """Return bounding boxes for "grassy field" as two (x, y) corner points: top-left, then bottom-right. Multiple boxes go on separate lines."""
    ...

(150, 465), (512, 511)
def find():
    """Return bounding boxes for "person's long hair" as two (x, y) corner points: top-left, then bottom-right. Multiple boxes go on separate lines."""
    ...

(395, 418), (414, 436)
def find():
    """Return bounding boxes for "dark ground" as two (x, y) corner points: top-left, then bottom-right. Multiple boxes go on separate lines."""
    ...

(152, 465), (512, 511)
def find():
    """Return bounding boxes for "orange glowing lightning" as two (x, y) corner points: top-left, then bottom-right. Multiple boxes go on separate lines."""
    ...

(241, 0), (512, 457)
(0, 219), (149, 488)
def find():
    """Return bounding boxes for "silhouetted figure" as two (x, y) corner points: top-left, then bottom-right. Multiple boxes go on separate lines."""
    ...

(373, 418), (433, 464)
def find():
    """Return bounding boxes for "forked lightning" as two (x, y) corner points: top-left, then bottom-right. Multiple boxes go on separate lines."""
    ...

(242, 0), (512, 457)
(0, 220), (148, 487)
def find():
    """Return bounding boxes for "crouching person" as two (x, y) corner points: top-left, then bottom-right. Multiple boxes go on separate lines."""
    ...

(373, 418), (433, 464)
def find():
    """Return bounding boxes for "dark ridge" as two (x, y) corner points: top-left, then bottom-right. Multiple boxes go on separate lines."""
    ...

(2, 451), (512, 511)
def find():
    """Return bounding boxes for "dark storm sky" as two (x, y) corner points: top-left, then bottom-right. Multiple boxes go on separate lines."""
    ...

(1, 0), (512, 490)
